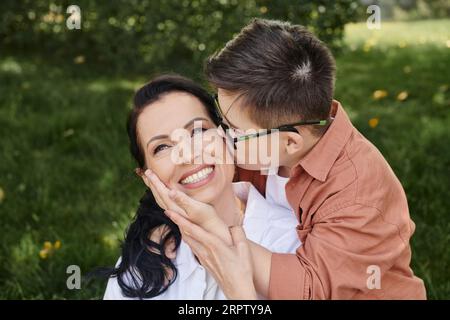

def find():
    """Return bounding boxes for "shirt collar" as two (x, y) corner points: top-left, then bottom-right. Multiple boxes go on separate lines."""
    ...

(175, 240), (199, 282)
(295, 100), (353, 182)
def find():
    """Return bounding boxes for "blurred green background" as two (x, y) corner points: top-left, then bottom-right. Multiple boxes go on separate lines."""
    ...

(0, 0), (449, 299)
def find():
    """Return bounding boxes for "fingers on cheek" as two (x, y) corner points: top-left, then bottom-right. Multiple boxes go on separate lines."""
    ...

(171, 192), (186, 208)
(143, 176), (151, 188)
(168, 189), (177, 199)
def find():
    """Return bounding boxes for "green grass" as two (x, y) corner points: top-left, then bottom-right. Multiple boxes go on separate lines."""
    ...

(0, 19), (449, 299)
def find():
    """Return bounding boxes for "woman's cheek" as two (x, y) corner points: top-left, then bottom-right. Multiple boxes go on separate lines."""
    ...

(222, 162), (235, 180)
(218, 164), (235, 186)
(149, 161), (176, 187)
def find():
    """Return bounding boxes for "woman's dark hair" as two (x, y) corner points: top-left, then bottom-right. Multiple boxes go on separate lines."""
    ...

(108, 74), (218, 299)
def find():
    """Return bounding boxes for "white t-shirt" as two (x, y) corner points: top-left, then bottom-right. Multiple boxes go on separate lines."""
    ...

(104, 179), (300, 300)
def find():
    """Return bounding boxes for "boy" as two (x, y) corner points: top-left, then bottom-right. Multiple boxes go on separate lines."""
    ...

(148, 18), (426, 299)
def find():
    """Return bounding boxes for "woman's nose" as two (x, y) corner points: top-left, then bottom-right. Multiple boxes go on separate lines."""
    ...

(173, 128), (222, 165)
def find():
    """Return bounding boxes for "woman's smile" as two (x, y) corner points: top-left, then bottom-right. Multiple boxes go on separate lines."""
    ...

(179, 164), (216, 189)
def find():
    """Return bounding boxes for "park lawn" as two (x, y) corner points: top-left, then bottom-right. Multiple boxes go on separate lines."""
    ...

(0, 19), (448, 299)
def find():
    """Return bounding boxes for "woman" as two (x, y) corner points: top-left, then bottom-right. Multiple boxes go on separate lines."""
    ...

(103, 74), (300, 299)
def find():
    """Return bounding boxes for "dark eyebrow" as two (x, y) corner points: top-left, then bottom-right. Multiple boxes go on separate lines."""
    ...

(145, 117), (210, 148)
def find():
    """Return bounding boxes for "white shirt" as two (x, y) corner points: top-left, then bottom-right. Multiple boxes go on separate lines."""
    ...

(265, 169), (291, 210)
(104, 179), (300, 300)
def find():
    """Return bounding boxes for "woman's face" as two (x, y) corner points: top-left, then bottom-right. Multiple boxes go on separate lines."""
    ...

(136, 91), (235, 204)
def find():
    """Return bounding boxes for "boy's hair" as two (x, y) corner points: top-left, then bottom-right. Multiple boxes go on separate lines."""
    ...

(205, 18), (336, 135)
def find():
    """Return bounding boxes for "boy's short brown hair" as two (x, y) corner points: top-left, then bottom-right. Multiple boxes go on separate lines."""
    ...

(205, 18), (336, 135)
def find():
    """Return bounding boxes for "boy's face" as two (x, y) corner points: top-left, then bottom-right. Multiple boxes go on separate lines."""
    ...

(216, 89), (304, 171)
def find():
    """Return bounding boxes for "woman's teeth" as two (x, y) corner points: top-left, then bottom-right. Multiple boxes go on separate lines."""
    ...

(180, 167), (214, 185)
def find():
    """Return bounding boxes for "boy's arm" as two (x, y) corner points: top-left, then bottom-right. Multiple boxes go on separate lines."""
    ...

(168, 201), (416, 300)
(266, 204), (413, 299)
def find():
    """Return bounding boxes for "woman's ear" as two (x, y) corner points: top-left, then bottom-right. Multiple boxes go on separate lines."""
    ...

(136, 167), (152, 188)
(135, 167), (143, 177)
(284, 132), (304, 156)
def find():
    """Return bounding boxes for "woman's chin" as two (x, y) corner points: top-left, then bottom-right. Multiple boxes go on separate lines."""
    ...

(179, 179), (224, 204)
(187, 190), (218, 204)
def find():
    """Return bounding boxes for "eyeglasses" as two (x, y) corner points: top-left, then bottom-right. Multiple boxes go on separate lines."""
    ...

(213, 94), (332, 149)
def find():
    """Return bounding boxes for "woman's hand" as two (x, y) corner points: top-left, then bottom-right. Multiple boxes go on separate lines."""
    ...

(166, 184), (272, 298)
(143, 170), (258, 298)
(144, 169), (230, 241)
(165, 209), (257, 300)
(142, 169), (187, 216)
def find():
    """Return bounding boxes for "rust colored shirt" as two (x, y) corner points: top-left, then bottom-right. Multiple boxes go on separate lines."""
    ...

(236, 100), (426, 299)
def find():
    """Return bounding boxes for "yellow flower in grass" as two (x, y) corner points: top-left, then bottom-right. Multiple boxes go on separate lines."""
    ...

(74, 55), (85, 64)
(39, 249), (49, 259)
(54, 240), (62, 250)
(44, 241), (53, 250)
(369, 117), (379, 128)
(397, 91), (409, 101)
(373, 90), (388, 100)
(39, 240), (62, 259)
(0, 186), (4, 203)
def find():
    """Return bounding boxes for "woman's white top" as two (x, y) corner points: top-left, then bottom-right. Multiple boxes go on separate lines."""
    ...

(104, 176), (300, 300)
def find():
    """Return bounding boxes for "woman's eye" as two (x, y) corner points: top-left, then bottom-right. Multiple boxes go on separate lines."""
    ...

(191, 127), (207, 136)
(153, 144), (171, 155)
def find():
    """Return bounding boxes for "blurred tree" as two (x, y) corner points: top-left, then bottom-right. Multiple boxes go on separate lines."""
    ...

(359, 0), (450, 20)
(0, 0), (361, 73)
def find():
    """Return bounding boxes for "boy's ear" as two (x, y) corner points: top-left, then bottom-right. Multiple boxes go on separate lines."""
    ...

(284, 132), (304, 156)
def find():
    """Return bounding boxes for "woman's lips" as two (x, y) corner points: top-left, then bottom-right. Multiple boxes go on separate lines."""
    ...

(178, 164), (213, 181)
(179, 165), (215, 189)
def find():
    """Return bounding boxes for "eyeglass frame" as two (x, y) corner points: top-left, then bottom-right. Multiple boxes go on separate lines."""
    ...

(213, 94), (333, 149)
